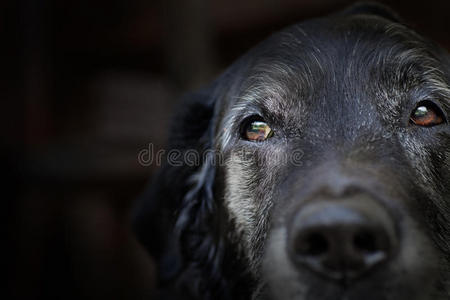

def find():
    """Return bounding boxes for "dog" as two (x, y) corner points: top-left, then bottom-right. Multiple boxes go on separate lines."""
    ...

(133, 3), (450, 299)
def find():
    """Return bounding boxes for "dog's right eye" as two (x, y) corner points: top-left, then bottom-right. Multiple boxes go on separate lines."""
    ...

(242, 118), (274, 142)
(409, 100), (446, 127)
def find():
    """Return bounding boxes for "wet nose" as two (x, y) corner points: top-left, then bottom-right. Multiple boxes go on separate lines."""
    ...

(288, 201), (397, 281)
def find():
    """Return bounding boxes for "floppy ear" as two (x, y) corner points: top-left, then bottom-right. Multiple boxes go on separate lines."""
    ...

(341, 2), (401, 23)
(132, 88), (215, 249)
(132, 80), (233, 298)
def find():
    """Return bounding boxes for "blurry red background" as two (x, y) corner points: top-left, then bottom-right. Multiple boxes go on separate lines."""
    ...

(3, 0), (449, 299)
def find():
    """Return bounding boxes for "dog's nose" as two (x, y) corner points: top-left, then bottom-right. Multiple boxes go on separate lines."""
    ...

(288, 201), (397, 281)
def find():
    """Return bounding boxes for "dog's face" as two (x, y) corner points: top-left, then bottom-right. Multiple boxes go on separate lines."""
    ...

(213, 7), (450, 300)
(133, 4), (450, 300)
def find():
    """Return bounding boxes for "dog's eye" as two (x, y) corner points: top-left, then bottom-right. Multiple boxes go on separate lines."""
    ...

(410, 101), (446, 127)
(243, 119), (274, 141)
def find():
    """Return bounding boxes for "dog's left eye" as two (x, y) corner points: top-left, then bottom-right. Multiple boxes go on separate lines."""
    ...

(410, 101), (446, 127)
(242, 119), (274, 142)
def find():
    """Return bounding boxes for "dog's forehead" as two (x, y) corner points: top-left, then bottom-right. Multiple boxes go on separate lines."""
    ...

(216, 14), (449, 150)
(229, 15), (448, 124)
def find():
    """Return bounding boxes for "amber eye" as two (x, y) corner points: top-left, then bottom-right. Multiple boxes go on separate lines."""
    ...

(410, 101), (446, 127)
(242, 119), (274, 141)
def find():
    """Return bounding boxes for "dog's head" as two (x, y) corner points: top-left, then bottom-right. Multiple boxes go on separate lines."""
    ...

(134, 3), (450, 300)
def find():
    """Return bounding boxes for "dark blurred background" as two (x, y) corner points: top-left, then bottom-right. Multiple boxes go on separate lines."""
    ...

(3, 0), (449, 299)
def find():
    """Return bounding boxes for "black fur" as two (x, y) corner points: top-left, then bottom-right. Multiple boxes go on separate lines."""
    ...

(133, 3), (450, 300)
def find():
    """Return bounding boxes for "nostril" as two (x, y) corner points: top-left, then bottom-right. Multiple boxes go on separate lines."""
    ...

(296, 232), (328, 256)
(353, 230), (377, 254)
(288, 201), (397, 281)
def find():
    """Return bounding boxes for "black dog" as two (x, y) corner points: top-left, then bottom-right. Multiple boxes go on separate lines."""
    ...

(133, 3), (450, 299)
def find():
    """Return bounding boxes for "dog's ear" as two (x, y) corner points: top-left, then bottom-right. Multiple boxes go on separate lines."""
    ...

(341, 2), (401, 23)
(132, 86), (215, 250)
(132, 79), (233, 297)
(132, 86), (216, 254)
(169, 83), (234, 298)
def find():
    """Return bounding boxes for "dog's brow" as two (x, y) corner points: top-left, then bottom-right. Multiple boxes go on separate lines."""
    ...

(233, 63), (305, 112)
(383, 23), (450, 95)
(388, 50), (450, 100)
